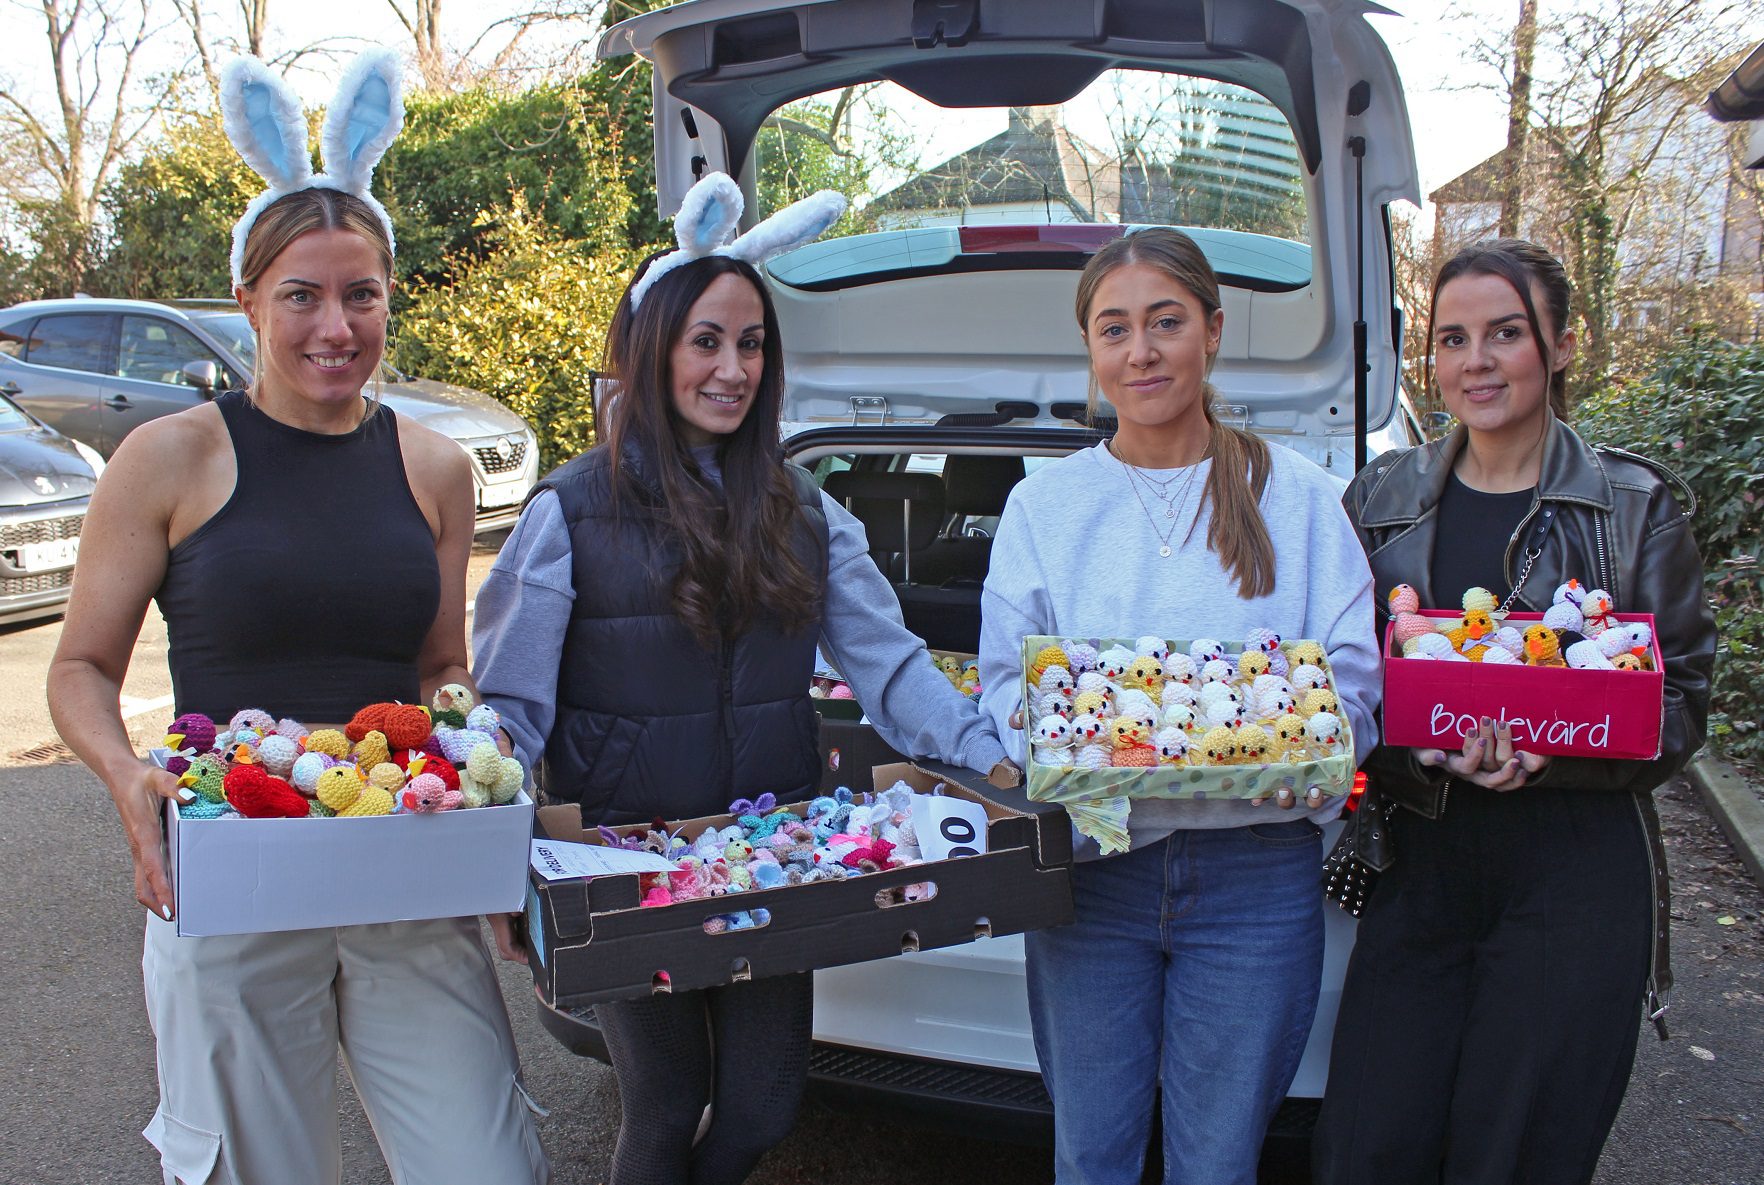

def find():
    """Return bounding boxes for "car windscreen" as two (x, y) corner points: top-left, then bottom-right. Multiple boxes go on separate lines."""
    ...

(0, 393), (34, 430)
(183, 310), (257, 371)
(752, 70), (1310, 289)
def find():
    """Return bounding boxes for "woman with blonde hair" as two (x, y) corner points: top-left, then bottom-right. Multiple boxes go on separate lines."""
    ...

(978, 226), (1379, 1183)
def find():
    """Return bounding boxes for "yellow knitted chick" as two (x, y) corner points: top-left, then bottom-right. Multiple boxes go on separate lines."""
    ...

(1072, 690), (1110, 719)
(352, 730), (391, 771)
(1197, 725), (1238, 766)
(1029, 645), (1069, 683)
(1446, 608), (1495, 661)
(490, 757), (525, 805)
(339, 785), (394, 817)
(304, 729), (350, 759)
(1235, 650), (1270, 683)
(1118, 656), (1167, 696)
(1462, 586), (1498, 615)
(315, 766), (366, 813)
(933, 654), (963, 686)
(1234, 723), (1272, 765)
(1298, 688), (1340, 718)
(366, 762), (406, 794)
(1270, 713), (1309, 760)
(1286, 640), (1327, 670)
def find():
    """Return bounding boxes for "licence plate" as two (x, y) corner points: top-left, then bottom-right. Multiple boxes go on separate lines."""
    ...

(17, 537), (79, 571)
(479, 480), (527, 510)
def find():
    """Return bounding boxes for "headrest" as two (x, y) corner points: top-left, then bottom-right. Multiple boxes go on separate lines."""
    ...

(942, 455), (1025, 517)
(822, 470), (945, 554)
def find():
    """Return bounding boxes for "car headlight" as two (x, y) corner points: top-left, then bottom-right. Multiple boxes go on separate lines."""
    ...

(70, 439), (106, 480)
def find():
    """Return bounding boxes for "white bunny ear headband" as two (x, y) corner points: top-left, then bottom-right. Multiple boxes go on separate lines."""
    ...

(221, 49), (405, 288)
(627, 172), (847, 310)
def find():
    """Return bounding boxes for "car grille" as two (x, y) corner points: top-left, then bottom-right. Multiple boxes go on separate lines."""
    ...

(0, 514), (83, 547)
(0, 569), (73, 595)
(809, 1045), (1051, 1111)
(473, 439), (528, 475)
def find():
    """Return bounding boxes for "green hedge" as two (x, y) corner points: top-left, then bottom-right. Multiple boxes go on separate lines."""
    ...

(1575, 335), (1764, 766)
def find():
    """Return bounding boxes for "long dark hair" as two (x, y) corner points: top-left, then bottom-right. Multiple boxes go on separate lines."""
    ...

(603, 252), (818, 646)
(1428, 238), (1574, 419)
(1076, 228), (1275, 600)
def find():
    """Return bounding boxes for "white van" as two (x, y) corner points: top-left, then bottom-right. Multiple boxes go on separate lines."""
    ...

(543, 0), (1422, 1164)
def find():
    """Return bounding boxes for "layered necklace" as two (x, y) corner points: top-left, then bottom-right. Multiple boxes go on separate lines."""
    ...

(1110, 439), (1208, 558)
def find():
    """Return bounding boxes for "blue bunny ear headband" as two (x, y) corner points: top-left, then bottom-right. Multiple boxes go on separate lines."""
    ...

(627, 172), (847, 310)
(221, 50), (404, 287)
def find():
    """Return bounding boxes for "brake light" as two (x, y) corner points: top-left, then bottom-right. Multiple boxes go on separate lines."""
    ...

(958, 225), (1127, 254)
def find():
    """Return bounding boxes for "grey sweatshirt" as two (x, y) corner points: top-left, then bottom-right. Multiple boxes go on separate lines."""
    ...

(979, 440), (1380, 854)
(473, 467), (1008, 785)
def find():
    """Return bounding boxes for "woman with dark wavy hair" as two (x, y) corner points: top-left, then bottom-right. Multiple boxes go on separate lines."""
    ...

(472, 239), (1007, 1183)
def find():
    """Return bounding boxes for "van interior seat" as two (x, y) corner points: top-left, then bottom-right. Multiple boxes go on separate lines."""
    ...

(911, 454), (1025, 587)
(822, 467), (978, 653)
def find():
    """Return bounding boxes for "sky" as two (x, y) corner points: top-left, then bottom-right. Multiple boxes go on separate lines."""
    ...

(0, 1), (1749, 220)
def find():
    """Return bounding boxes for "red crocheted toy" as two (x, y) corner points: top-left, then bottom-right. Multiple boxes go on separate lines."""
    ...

(345, 702), (430, 749)
(840, 837), (897, 871)
(344, 703), (392, 743)
(224, 763), (309, 819)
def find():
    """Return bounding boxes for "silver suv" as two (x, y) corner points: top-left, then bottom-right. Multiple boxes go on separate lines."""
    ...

(0, 297), (540, 532)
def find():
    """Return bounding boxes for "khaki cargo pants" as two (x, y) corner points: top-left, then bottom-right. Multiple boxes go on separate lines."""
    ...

(142, 913), (550, 1185)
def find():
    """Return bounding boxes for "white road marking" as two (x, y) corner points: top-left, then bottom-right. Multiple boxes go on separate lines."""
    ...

(120, 694), (177, 720)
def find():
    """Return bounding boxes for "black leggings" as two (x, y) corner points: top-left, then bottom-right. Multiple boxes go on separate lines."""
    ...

(1314, 784), (1653, 1185)
(596, 972), (813, 1185)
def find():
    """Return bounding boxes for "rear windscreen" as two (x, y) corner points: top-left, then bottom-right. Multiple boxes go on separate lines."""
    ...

(754, 69), (1311, 289)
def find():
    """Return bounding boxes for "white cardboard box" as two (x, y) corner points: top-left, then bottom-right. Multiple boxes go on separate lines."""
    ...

(160, 776), (535, 938)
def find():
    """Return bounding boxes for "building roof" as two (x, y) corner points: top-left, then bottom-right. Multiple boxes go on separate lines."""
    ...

(869, 107), (1121, 219)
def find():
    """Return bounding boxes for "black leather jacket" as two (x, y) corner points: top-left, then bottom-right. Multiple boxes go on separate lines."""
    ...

(1343, 417), (1717, 1035)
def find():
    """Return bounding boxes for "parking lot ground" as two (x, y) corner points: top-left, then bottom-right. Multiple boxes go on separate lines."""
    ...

(0, 533), (1758, 1183)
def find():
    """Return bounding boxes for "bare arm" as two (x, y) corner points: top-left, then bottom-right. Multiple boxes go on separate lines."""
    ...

(400, 417), (476, 703)
(47, 414), (218, 919)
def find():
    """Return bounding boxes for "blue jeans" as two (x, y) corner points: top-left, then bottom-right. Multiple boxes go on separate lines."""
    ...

(1025, 820), (1325, 1185)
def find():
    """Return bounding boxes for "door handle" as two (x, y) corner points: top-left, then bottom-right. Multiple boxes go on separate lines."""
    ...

(104, 395), (132, 409)
(0, 382), (20, 395)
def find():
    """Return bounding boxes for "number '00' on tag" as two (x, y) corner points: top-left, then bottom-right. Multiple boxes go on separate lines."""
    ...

(912, 793), (990, 862)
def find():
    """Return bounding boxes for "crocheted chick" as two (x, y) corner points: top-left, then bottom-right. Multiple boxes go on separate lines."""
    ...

(1552, 578), (1586, 608)
(1075, 742), (1112, 771)
(1152, 726), (1190, 764)
(228, 708), (275, 736)
(933, 654), (963, 687)
(1305, 712), (1344, 755)
(1388, 584), (1421, 615)
(165, 712), (217, 756)
(435, 727), (496, 765)
(1285, 640), (1327, 670)
(1242, 628), (1289, 677)
(1031, 717), (1075, 766)
(1270, 714), (1309, 760)
(1030, 644), (1070, 682)
(1189, 638), (1226, 665)
(1461, 586), (1498, 615)
(1611, 653), (1644, 672)
(1160, 703), (1196, 732)
(1197, 725), (1238, 766)
(463, 741), (525, 805)
(1298, 688), (1340, 718)
(1447, 608), (1495, 660)
(1072, 690), (1111, 720)
(1119, 655), (1166, 695)
(315, 765), (368, 813)
(290, 751), (333, 794)
(1036, 665), (1076, 699)
(256, 733), (300, 779)
(338, 785), (395, 817)
(401, 772), (463, 812)
(1250, 674), (1298, 719)
(1542, 600), (1584, 636)
(1234, 723), (1272, 765)
(1032, 690), (1074, 722)
(351, 730), (391, 771)
(1579, 589), (1619, 637)
(1075, 671), (1116, 702)
(1098, 645), (1136, 681)
(366, 762), (407, 796)
(1060, 640), (1099, 675)
(1522, 624), (1567, 667)
(1068, 713), (1107, 747)
(1485, 626), (1526, 663)
(1196, 683), (1245, 730)
(224, 764), (309, 819)
(1160, 680), (1197, 709)
(180, 754), (230, 803)
(433, 682), (475, 721)
(1199, 658), (1235, 687)
(303, 729), (351, 759)
(1109, 716), (1156, 766)
(1164, 653), (1197, 686)
(1404, 632), (1467, 661)
(1289, 663), (1330, 693)
(1235, 650), (1270, 683)
(1565, 640), (1615, 670)
(1115, 688), (1158, 722)
(344, 703), (393, 743)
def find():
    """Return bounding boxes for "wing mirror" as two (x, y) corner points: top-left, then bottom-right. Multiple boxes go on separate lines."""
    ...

(181, 360), (219, 397)
(1423, 411), (1454, 437)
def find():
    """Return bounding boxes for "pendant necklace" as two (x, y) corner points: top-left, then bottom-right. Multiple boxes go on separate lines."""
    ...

(1112, 439), (1205, 558)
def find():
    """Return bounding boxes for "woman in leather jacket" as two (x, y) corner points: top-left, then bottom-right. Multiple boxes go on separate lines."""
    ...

(1313, 239), (1717, 1185)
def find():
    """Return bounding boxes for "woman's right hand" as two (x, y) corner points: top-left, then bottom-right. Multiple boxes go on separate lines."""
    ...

(117, 762), (189, 920)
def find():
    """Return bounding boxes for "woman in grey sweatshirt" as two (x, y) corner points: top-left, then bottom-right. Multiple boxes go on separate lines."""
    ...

(977, 228), (1378, 1185)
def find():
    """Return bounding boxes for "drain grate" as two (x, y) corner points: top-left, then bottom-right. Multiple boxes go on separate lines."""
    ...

(6, 741), (77, 764)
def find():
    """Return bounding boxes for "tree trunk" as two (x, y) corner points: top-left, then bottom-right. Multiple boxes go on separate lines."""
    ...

(1498, 0), (1538, 238)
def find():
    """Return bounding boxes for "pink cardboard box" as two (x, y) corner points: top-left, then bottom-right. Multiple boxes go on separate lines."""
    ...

(1381, 611), (1664, 760)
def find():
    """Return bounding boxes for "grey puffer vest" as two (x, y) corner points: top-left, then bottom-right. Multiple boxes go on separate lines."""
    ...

(538, 444), (829, 825)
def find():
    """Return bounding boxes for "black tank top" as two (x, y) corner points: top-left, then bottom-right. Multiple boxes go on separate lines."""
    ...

(155, 391), (441, 722)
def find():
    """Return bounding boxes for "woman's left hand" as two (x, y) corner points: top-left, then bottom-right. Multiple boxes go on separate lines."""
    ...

(487, 913), (529, 964)
(1254, 784), (1326, 810)
(1418, 717), (1549, 791)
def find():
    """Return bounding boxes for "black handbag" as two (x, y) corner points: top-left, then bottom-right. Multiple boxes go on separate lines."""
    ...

(1322, 786), (1395, 917)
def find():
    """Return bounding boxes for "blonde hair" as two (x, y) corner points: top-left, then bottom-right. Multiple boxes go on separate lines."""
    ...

(237, 187), (394, 407)
(1075, 228), (1275, 599)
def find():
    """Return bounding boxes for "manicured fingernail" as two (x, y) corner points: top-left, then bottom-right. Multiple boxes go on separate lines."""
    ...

(160, 905), (172, 920)
(176, 789), (195, 804)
